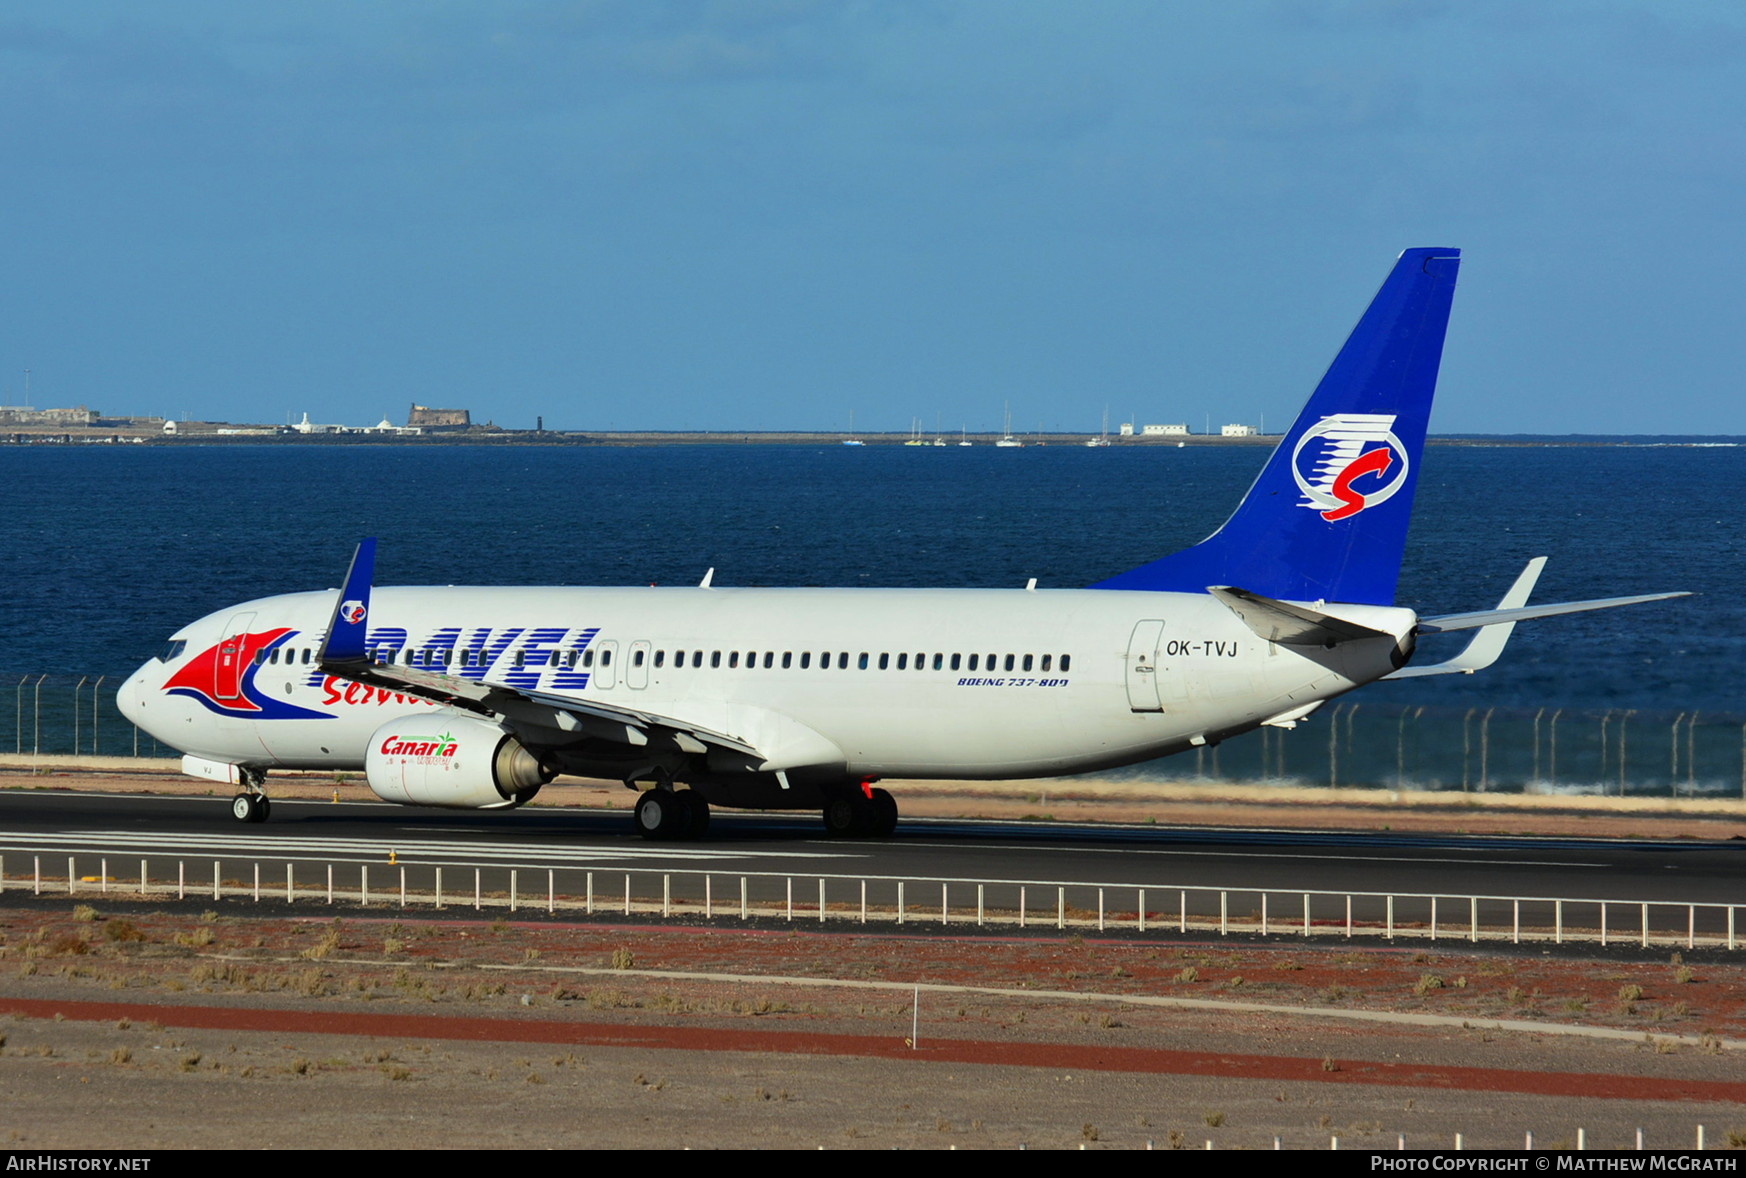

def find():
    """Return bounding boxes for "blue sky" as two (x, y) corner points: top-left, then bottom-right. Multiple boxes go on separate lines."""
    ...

(3, 2), (1742, 434)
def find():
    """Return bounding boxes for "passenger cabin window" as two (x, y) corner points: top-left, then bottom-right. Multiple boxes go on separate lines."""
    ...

(654, 650), (665, 668)
(799, 652), (810, 669)
(633, 649), (645, 667)
(858, 653), (869, 670)
(711, 651), (722, 668)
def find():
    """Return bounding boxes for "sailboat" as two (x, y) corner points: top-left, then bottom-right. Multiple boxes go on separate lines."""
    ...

(1086, 406), (1111, 447)
(995, 402), (1023, 448)
(842, 410), (864, 446)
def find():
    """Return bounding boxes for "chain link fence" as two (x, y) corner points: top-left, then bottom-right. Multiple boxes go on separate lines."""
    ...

(5, 673), (1742, 798)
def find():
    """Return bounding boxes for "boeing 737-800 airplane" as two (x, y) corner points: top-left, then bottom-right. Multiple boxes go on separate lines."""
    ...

(117, 248), (1684, 839)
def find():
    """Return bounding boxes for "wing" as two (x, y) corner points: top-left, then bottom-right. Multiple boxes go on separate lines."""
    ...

(314, 540), (838, 775)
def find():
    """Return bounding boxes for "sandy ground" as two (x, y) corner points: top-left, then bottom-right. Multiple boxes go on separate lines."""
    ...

(2, 762), (1744, 1150)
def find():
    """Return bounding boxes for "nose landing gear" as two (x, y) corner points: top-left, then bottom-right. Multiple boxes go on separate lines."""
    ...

(230, 767), (270, 823)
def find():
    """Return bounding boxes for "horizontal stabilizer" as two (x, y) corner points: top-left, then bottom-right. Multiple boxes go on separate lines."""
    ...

(1416, 591), (1688, 634)
(1209, 586), (1392, 647)
(1386, 556), (1543, 679)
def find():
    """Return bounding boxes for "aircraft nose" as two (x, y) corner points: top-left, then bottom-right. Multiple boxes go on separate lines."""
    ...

(116, 665), (154, 731)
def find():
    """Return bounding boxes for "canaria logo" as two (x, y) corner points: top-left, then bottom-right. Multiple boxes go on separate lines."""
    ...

(1291, 413), (1408, 522)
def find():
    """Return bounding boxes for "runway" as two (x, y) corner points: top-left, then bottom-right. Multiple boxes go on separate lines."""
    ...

(2, 792), (1741, 942)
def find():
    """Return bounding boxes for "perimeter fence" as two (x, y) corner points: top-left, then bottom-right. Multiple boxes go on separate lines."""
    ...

(5, 673), (1745, 799)
(4, 851), (1741, 954)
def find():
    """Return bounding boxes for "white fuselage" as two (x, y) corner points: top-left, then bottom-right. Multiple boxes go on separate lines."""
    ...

(119, 584), (1416, 787)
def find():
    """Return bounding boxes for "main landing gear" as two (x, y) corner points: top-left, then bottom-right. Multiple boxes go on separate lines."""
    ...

(634, 787), (711, 841)
(230, 768), (270, 824)
(821, 786), (898, 839)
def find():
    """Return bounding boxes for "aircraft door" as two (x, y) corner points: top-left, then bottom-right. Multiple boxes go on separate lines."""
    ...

(594, 640), (619, 689)
(1124, 620), (1165, 712)
(216, 612), (256, 701)
(627, 641), (651, 689)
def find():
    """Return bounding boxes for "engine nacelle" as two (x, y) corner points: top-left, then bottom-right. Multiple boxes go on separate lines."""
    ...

(365, 713), (554, 809)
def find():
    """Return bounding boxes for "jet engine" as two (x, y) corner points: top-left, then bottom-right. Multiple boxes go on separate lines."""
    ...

(365, 713), (554, 809)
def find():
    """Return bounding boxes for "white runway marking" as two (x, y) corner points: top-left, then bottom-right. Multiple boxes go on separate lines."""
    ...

(0, 830), (853, 866)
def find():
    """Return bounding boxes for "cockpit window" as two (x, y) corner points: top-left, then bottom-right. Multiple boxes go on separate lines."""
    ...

(159, 640), (187, 663)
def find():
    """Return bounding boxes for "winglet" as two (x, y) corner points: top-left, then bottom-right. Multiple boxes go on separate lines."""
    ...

(319, 538), (376, 666)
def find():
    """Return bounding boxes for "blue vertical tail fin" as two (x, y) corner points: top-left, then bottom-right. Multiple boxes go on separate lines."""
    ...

(1092, 247), (1460, 605)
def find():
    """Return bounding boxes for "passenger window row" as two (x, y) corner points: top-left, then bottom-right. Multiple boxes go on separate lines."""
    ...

(267, 643), (1071, 675)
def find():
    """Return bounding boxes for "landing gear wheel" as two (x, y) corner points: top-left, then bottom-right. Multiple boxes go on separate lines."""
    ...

(634, 790), (692, 841)
(230, 793), (267, 824)
(635, 790), (668, 840)
(822, 796), (868, 838)
(684, 793), (711, 839)
(867, 788), (898, 838)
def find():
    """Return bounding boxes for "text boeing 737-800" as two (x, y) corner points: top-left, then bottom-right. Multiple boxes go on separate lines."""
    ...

(117, 249), (1684, 839)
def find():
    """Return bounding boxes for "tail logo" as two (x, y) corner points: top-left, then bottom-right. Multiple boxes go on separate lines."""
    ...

(339, 600), (367, 625)
(1291, 414), (1408, 522)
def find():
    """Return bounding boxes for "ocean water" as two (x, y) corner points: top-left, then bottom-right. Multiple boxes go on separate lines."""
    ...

(1, 441), (1738, 717)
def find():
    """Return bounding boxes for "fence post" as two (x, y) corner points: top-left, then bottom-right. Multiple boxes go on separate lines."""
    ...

(1479, 708), (1494, 792)
(73, 677), (86, 756)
